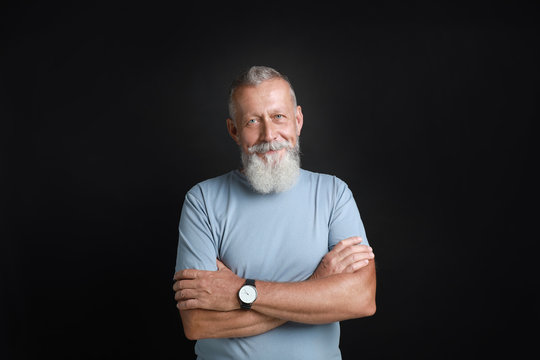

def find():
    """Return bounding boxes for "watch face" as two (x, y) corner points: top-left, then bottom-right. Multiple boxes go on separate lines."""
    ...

(239, 285), (257, 303)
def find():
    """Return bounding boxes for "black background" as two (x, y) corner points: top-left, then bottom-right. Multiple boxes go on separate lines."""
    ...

(2, 2), (538, 359)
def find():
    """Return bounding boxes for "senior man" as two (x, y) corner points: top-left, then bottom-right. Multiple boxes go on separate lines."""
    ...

(173, 66), (376, 359)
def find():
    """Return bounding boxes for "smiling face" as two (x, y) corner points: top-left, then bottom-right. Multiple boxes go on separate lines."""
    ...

(226, 78), (303, 161)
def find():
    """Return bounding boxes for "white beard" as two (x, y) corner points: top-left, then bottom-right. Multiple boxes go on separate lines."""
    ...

(241, 139), (301, 194)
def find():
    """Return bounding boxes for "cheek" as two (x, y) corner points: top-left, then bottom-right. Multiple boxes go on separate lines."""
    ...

(283, 125), (298, 140)
(239, 129), (259, 146)
(238, 135), (253, 148)
(237, 136), (254, 154)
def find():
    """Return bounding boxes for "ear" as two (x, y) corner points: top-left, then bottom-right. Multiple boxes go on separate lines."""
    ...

(226, 118), (240, 144)
(295, 106), (304, 136)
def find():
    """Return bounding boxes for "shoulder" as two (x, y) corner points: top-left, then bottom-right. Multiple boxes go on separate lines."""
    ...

(299, 169), (354, 208)
(186, 171), (237, 200)
(300, 169), (349, 190)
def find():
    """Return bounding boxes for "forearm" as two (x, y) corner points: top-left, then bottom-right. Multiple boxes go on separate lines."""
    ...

(174, 245), (376, 329)
(179, 308), (286, 340)
(252, 262), (376, 324)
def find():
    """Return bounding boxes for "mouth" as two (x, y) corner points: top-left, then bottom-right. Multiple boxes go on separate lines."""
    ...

(257, 148), (283, 156)
(253, 149), (286, 163)
(248, 141), (292, 157)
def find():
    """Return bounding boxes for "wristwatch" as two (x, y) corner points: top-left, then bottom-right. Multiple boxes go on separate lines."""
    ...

(238, 279), (257, 310)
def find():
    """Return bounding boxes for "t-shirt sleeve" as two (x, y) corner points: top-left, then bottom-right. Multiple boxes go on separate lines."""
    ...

(175, 186), (219, 273)
(328, 178), (369, 250)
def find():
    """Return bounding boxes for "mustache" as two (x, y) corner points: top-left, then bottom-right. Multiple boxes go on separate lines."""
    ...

(247, 140), (293, 154)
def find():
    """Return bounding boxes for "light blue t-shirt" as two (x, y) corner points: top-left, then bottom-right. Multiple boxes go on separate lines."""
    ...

(175, 169), (369, 360)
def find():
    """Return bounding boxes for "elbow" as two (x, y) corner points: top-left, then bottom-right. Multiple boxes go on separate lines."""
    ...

(362, 289), (377, 317)
(353, 299), (376, 319)
(350, 292), (376, 319)
(180, 310), (204, 340)
(183, 327), (201, 341)
(363, 301), (376, 317)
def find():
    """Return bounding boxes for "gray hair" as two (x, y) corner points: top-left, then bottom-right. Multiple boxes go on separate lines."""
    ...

(228, 66), (297, 122)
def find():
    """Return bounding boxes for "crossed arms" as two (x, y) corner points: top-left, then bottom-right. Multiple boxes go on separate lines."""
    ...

(172, 236), (376, 340)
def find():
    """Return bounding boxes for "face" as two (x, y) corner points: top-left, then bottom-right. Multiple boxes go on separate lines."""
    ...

(226, 78), (303, 161)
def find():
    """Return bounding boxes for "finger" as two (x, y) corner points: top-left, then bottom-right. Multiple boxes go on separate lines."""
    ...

(323, 246), (372, 275)
(333, 237), (363, 252)
(342, 249), (374, 265)
(334, 237), (361, 251)
(216, 259), (226, 270)
(174, 279), (198, 292)
(337, 244), (373, 261)
(330, 243), (370, 264)
(174, 288), (198, 301)
(174, 269), (201, 281)
(177, 299), (199, 311)
(345, 259), (370, 273)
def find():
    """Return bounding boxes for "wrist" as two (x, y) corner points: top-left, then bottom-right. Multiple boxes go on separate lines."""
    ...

(238, 279), (258, 310)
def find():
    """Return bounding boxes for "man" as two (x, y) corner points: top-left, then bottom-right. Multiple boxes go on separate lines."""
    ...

(173, 66), (376, 359)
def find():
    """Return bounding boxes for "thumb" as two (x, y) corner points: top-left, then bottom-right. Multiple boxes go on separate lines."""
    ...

(216, 259), (226, 270)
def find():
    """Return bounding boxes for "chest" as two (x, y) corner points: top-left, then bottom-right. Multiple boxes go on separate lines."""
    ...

(210, 191), (332, 282)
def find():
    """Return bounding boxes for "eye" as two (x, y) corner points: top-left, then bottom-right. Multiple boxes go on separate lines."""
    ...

(275, 114), (284, 120)
(247, 119), (257, 125)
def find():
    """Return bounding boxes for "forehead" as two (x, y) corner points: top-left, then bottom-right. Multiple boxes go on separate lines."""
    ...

(233, 78), (293, 114)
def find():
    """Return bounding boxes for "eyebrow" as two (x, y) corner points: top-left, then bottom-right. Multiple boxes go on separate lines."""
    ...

(243, 107), (289, 118)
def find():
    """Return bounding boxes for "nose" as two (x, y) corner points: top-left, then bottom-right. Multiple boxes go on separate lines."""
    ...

(261, 119), (278, 143)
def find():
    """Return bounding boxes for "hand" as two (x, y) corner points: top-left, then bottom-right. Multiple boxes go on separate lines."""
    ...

(310, 237), (374, 280)
(173, 260), (244, 312)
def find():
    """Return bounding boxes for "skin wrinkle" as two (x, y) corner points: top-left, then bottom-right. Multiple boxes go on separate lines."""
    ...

(174, 70), (376, 342)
